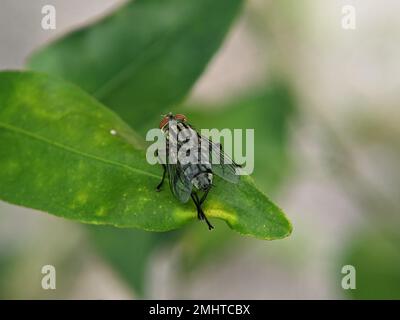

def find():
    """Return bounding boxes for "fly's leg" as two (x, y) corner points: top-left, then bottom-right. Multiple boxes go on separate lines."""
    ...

(191, 193), (202, 220)
(156, 164), (166, 192)
(191, 192), (214, 230)
(201, 209), (214, 230)
(199, 188), (214, 230)
(199, 188), (210, 205)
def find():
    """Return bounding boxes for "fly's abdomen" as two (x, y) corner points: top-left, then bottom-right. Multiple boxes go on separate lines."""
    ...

(182, 163), (213, 191)
(163, 119), (214, 191)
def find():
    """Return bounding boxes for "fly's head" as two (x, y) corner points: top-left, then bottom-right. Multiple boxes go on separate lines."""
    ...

(159, 113), (188, 131)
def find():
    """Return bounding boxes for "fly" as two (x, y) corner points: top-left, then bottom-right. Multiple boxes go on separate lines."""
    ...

(155, 112), (240, 230)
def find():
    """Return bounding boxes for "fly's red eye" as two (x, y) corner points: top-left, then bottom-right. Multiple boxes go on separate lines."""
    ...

(175, 114), (187, 122)
(159, 116), (169, 129)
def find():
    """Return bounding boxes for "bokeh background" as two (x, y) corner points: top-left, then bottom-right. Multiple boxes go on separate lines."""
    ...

(1, 0), (399, 299)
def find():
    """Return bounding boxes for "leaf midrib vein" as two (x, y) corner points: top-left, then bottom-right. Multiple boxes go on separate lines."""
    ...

(0, 121), (159, 179)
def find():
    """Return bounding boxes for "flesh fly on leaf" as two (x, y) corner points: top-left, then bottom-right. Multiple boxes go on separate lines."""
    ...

(156, 113), (240, 230)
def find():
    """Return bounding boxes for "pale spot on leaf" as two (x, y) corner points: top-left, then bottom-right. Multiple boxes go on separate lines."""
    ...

(95, 207), (107, 216)
(76, 192), (88, 204)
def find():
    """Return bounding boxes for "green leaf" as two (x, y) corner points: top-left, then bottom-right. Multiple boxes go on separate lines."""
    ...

(28, 0), (243, 134)
(0, 71), (291, 240)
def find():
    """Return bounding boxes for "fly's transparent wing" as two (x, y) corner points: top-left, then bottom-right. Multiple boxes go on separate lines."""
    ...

(161, 132), (192, 203)
(166, 163), (192, 203)
(198, 134), (240, 184)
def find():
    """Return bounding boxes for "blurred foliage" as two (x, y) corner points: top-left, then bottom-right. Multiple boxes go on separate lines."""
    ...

(0, 211), (85, 299)
(87, 226), (179, 296)
(340, 227), (400, 299)
(29, 0), (243, 134)
(178, 220), (238, 274)
(0, 253), (15, 298)
(332, 113), (400, 299)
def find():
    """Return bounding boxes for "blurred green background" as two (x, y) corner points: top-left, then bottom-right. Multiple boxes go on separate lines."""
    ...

(1, 0), (399, 299)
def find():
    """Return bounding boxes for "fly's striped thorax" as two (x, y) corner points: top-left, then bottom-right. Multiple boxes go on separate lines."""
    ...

(163, 120), (213, 190)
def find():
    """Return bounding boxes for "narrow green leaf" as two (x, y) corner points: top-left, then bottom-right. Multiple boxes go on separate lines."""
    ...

(28, 0), (243, 133)
(0, 71), (291, 240)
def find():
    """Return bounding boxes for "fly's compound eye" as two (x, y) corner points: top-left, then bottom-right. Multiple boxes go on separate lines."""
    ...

(159, 116), (170, 129)
(174, 114), (187, 122)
